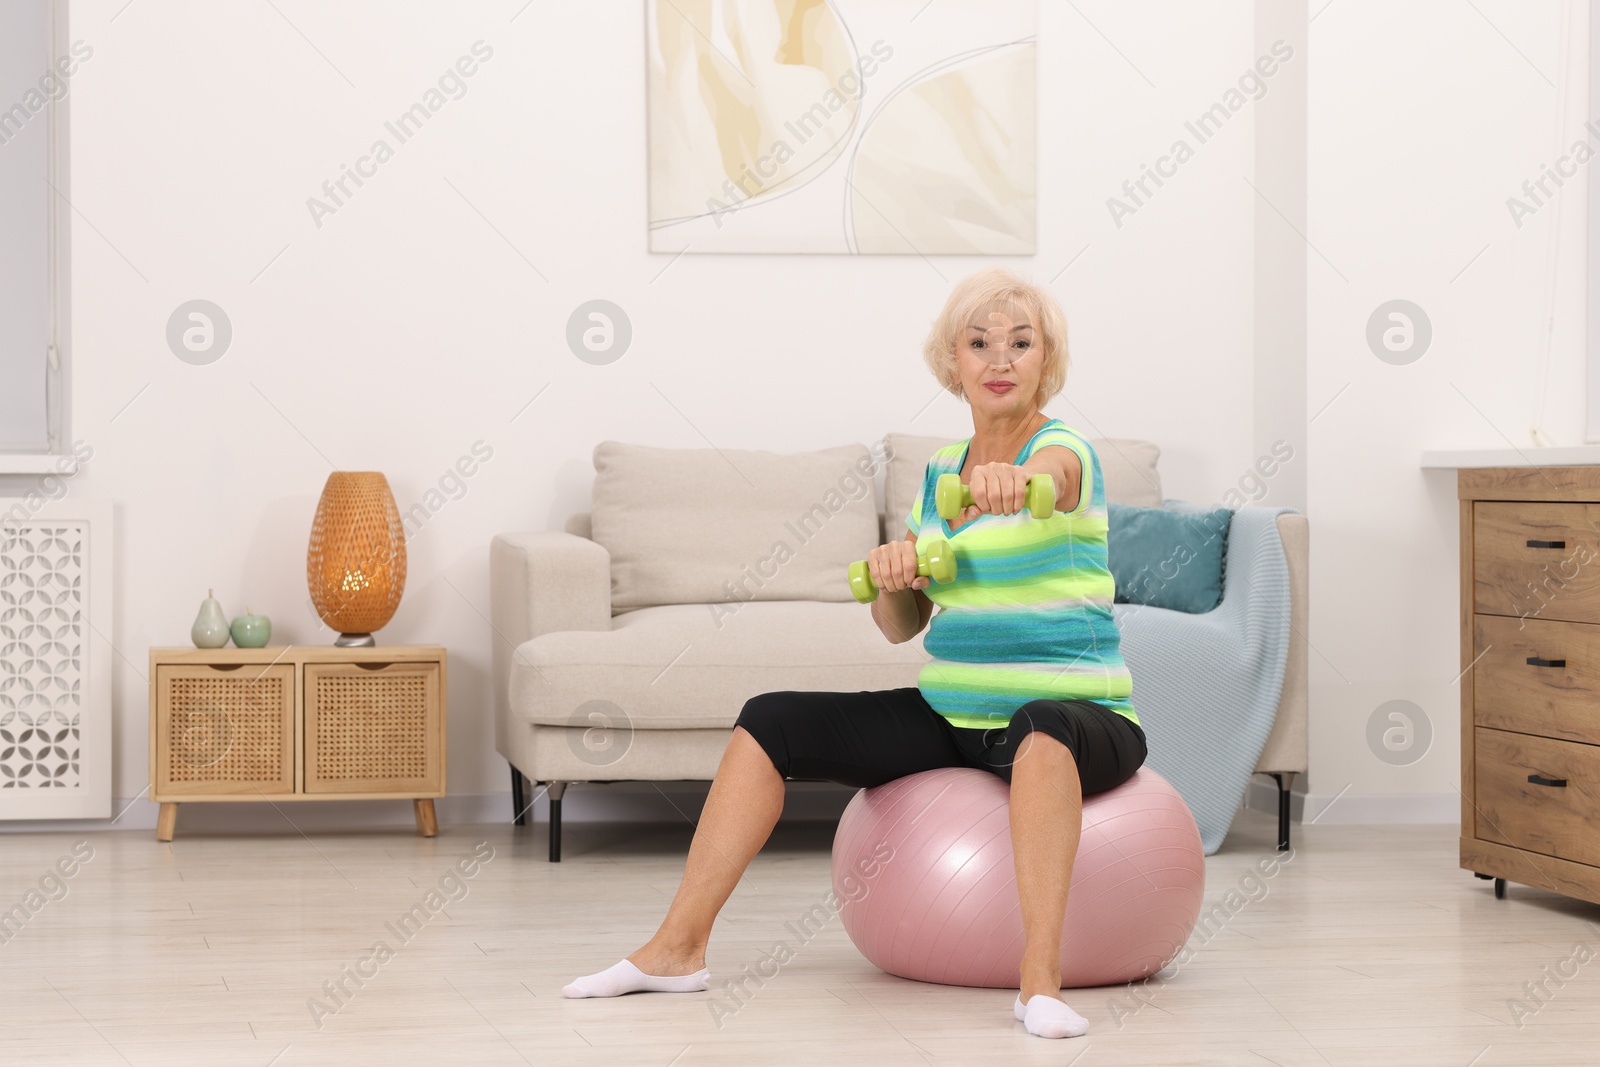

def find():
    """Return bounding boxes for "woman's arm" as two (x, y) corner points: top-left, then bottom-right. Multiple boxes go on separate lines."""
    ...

(869, 527), (936, 644)
(965, 446), (1085, 517)
(1023, 445), (1085, 514)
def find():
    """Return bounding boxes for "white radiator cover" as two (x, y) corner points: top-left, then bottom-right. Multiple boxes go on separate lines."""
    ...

(0, 499), (111, 819)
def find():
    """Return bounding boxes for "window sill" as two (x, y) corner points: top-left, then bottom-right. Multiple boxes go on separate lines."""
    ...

(0, 454), (79, 475)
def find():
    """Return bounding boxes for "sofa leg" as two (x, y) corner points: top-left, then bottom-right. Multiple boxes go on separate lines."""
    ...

(547, 781), (568, 862)
(1268, 772), (1296, 851)
(510, 764), (527, 826)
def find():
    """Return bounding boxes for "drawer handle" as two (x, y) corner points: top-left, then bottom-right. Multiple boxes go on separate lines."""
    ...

(1526, 656), (1567, 668)
(1526, 539), (1566, 549)
(1528, 773), (1568, 788)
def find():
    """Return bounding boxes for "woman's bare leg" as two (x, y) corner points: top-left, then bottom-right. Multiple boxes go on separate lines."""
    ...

(626, 725), (786, 975)
(1008, 731), (1082, 1004)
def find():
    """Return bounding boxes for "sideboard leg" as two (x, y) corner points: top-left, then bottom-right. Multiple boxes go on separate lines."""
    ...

(156, 803), (178, 842)
(1494, 877), (1507, 900)
(413, 799), (438, 837)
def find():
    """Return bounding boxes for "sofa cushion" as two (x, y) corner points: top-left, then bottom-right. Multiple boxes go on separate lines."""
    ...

(1108, 503), (1231, 613)
(884, 432), (1163, 534)
(509, 600), (929, 730)
(590, 441), (884, 610)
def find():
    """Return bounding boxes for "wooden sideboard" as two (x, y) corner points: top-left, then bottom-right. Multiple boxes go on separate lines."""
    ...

(149, 645), (446, 841)
(1459, 467), (1600, 904)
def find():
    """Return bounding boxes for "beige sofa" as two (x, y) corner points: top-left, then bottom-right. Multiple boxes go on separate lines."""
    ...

(492, 433), (1308, 861)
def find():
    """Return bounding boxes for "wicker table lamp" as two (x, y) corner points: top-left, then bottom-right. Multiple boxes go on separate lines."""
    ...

(307, 472), (407, 647)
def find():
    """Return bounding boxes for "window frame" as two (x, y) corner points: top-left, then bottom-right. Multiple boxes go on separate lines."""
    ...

(0, 0), (72, 472)
(1589, 0), (1600, 441)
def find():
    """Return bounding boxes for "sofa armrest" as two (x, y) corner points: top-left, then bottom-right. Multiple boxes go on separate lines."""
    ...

(491, 531), (612, 648)
(1255, 512), (1308, 776)
(492, 531), (611, 764)
(1159, 500), (1308, 777)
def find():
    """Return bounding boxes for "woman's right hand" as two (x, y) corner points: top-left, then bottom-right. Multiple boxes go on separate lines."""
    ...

(866, 539), (928, 598)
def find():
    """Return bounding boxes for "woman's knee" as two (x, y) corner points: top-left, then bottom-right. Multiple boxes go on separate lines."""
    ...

(732, 693), (795, 775)
(729, 724), (781, 775)
(734, 691), (791, 734)
(1010, 699), (1149, 794)
(1007, 700), (1086, 759)
(1004, 700), (1081, 742)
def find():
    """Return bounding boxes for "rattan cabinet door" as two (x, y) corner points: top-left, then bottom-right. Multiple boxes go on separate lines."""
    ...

(154, 664), (296, 797)
(303, 662), (443, 794)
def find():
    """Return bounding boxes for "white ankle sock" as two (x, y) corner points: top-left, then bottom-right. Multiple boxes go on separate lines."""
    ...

(1014, 993), (1089, 1038)
(562, 959), (710, 999)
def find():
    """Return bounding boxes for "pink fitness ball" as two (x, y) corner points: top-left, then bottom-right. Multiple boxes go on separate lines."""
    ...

(831, 766), (1205, 989)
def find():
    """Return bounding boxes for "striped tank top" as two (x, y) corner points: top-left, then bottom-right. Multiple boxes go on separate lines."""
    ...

(907, 419), (1139, 730)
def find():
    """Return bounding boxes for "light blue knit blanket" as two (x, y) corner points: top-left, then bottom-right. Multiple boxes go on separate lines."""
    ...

(1111, 503), (1297, 854)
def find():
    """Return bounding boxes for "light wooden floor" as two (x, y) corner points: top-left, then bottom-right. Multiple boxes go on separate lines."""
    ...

(3, 806), (1599, 1066)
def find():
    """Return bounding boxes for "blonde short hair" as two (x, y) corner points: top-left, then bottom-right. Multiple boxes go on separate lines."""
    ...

(921, 267), (1069, 408)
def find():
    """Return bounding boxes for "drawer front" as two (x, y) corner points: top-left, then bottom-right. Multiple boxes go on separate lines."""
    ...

(1474, 501), (1600, 623)
(154, 664), (296, 797)
(1474, 615), (1600, 745)
(1474, 728), (1600, 868)
(304, 661), (443, 794)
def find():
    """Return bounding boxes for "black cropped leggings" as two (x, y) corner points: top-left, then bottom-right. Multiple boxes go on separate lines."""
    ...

(733, 687), (1147, 795)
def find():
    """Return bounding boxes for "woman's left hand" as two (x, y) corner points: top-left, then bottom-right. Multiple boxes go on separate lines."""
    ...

(963, 462), (1035, 519)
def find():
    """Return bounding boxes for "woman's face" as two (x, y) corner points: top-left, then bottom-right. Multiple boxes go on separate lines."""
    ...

(955, 299), (1041, 416)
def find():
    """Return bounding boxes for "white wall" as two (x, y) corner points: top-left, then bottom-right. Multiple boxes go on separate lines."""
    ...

(1305, 0), (1588, 823)
(4, 0), (1294, 830)
(1253, 0), (1308, 514)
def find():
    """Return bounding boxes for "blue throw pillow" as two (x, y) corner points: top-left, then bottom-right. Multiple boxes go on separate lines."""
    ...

(1107, 504), (1231, 613)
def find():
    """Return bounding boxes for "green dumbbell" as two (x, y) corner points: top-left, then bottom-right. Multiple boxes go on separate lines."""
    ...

(848, 539), (957, 604)
(936, 472), (1056, 521)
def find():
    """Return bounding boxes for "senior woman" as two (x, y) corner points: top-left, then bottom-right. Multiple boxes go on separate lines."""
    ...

(563, 268), (1146, 1040)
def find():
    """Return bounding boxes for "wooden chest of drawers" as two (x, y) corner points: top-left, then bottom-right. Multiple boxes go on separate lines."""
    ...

(1460, 468), (1600, 904)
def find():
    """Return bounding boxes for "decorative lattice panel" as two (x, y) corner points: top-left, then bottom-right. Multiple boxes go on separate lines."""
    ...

(164, 674), (288, 784)
(312, 672), (429, 782)
(0, 523), (85, 790)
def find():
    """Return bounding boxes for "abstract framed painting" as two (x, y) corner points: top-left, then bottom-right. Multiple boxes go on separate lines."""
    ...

(646, 0), (1037, 254)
